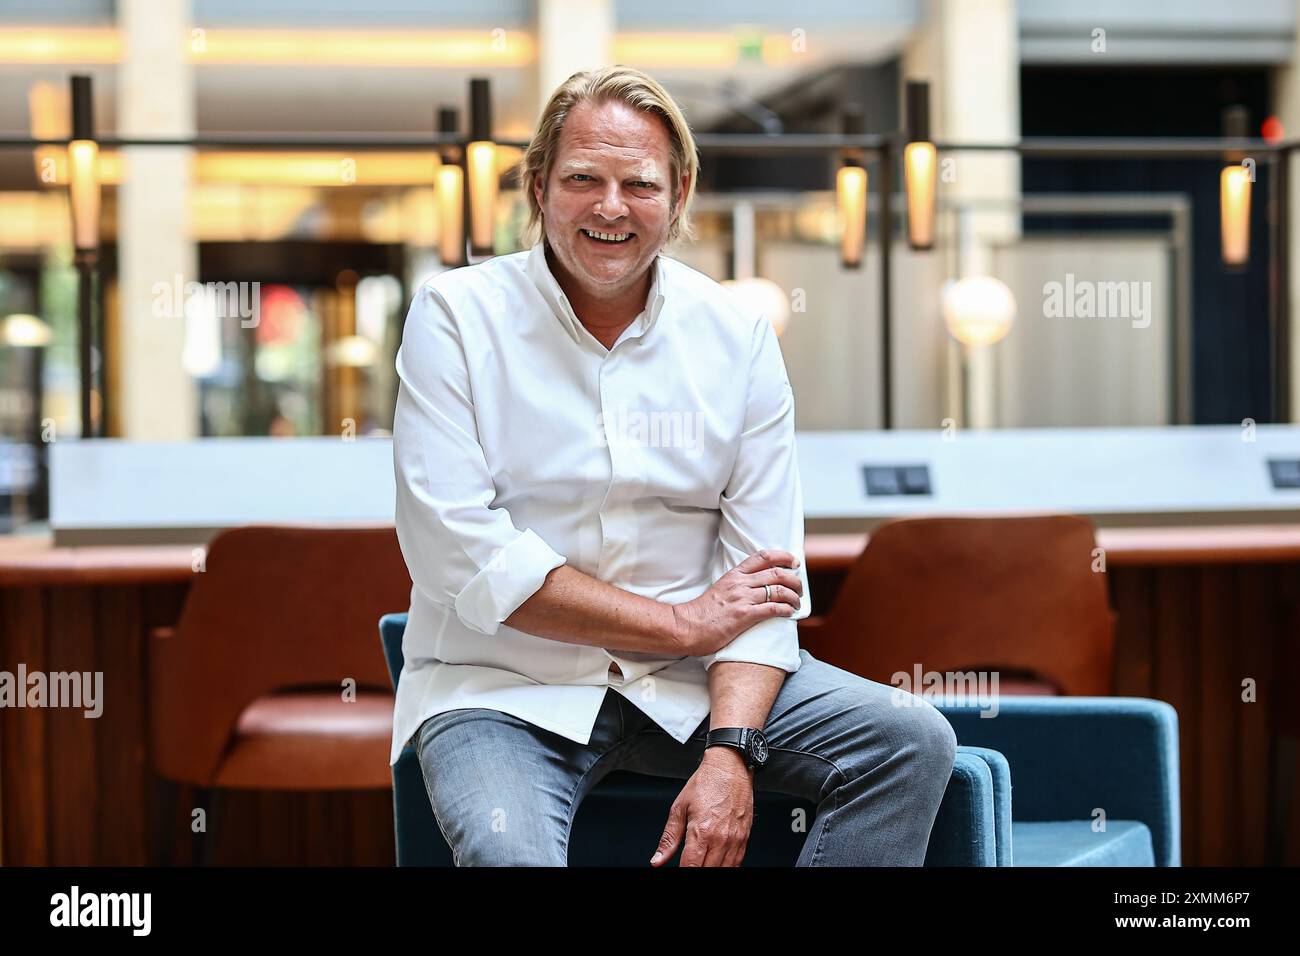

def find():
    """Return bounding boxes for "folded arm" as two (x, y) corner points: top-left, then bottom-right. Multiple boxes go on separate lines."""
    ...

(700, 315), (811, 732)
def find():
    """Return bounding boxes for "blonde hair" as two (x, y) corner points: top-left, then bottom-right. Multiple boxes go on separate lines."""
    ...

(515, 64), (699, 247)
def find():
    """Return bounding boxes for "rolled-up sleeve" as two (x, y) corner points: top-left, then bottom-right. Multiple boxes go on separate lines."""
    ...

(698, 316), (811, 673)
(393, 282), (567, 636)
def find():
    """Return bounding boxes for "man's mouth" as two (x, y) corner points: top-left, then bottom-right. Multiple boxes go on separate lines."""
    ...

(580, 228), (634, 245)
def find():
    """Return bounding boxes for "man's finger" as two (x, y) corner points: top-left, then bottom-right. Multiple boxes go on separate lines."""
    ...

(701, 836), (727, 868)
(702, 826), (737, 867)
(735, 549), (798, 574)
(678, 820), (709, 867)
(650, 802), (684, 866)
(764, 566), (803, 594)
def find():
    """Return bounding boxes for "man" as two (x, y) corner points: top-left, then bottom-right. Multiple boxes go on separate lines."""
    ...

(391, 65), (957, 867)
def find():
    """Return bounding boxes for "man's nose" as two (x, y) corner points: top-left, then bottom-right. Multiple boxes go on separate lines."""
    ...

(594, 183), (629, 221)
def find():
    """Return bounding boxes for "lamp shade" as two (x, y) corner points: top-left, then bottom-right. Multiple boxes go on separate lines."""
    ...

(466, 140), (496, 255)
(904, 141), (937, 251)
(836, 165), (868, 268)
(941, 276), (1016, 347)
(436, 162), (465, 265)
(722, 277), (792, 337)
(68, 138), (100, 252)
(903, 79), (935, 251)
(1220, 164), (1251, 267)
(466, 77), (495, 256)
(68, 74), (99, 253)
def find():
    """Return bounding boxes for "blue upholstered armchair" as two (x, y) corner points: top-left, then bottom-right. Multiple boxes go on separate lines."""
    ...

(379, 614), (1177, 867)
(935, 697), (1180, 866)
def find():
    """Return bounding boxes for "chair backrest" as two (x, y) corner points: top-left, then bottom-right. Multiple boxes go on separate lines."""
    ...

(150, 525), (412, 785)
(814, 514), (1114, 696)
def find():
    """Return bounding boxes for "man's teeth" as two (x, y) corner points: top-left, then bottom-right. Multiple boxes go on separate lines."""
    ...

(582, 228), (632, 243)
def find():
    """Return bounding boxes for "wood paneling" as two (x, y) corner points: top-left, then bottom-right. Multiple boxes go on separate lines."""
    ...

(0, 578), (397, 866)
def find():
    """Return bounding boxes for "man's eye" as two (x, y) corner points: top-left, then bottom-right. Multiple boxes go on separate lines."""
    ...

(571, 174), (593, 181)
(631, 181), (655, 189)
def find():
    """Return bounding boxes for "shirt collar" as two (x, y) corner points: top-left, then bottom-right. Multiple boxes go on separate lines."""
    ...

(525, 238), (667, 347)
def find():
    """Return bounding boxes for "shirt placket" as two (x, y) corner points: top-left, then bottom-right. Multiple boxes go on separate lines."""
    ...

(597, 350), (626, 587)
(598, 347), (637, 686)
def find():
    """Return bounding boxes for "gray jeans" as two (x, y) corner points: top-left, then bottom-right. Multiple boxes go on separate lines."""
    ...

(414, 648), (958, 866)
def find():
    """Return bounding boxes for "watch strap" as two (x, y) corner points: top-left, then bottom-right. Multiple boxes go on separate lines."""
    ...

(705, 727), (758, 768)
(705, 727), (747, 751)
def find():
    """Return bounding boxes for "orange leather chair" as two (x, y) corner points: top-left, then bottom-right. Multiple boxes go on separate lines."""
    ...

(148, 525), (412, 861)
(799, 515), (1116, 696)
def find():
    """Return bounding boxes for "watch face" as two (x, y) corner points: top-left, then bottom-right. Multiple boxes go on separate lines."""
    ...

(750, 730), (769, 766)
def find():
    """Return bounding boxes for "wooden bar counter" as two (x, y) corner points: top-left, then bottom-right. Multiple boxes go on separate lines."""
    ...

(2, 526), (1297, 866)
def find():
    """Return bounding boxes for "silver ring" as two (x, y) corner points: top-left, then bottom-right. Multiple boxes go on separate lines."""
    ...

(763, 584), (771, 603)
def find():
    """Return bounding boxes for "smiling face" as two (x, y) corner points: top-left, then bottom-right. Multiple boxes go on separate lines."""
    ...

(533, 97), (687, 303)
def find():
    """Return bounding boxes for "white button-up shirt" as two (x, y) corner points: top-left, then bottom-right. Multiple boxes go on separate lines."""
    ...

(389, 238), (811, 765)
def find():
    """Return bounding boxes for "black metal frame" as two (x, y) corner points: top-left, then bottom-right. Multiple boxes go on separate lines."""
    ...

(4, 85), (1292, 431)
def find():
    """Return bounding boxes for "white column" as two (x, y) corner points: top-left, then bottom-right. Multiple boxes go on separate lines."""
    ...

(537, 0), (614, 109)
(116, 0), (197, 438)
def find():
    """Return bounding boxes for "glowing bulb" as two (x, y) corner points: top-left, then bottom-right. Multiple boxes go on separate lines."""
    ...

(1221, 164), (1251, 267)
(904, 141), (937, 250)
(68, 138), (100, 251)
(941, 276), (1016, 347)
(436, 163), (465, 265)
(836, 165), (867, 268)
(467, 140), (497, 255)
(723, 277), (792, 337)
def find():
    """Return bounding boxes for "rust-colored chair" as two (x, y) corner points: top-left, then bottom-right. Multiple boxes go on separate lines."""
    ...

(147, 525), (412, 861)
(799, 515), (1116, 696)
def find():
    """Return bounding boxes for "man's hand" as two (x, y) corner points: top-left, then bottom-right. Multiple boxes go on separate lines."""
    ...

(650, 747), (754, 867)
(671, 549), (802, 657)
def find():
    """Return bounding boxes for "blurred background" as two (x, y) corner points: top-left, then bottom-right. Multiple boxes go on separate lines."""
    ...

(0, 0), (1296, 528)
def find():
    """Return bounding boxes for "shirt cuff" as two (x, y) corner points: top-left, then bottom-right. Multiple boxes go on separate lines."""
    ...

(454, 528), (567, 636)
(698, 615), (803, 673)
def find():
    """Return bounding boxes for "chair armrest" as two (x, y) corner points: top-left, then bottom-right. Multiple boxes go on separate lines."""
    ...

(934, 696), (1181, 866)
(956, 745), (1013, 866)
(925, 748), (1001, 866)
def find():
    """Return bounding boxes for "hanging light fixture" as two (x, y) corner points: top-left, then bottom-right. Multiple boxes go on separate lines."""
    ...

(837, 105), (868, 269)
(68, 74), (101, 437)
(466, 77), (497, 257)
(435, 106), (466, 267)
(1220, 104), (1251, 269)
(903, 79), (936, 251)
(68, 75), (100, 254)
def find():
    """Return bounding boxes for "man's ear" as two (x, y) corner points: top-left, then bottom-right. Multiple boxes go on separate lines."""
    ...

(676, 171), (691, 218)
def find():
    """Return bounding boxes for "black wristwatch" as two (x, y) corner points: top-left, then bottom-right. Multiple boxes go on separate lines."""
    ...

(704, 727), (769, 771)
